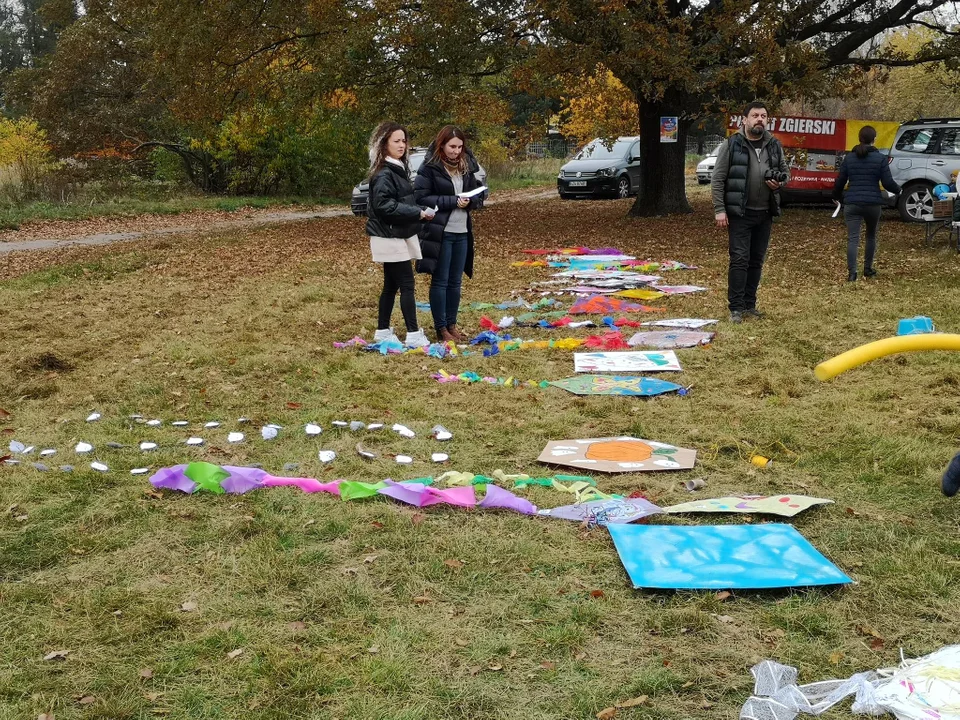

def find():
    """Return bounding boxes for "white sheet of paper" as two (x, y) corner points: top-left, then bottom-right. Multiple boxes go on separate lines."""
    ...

(228, 432), (244, 443)
(318, 450), (336, 463)
(832, 203), (841, 218)
(261, 426), (278, 440)
(140, 442), (157, 451)
(304, 423), (322, 436)
(458, 186), (488, 199)
(75, 442), (93, 453)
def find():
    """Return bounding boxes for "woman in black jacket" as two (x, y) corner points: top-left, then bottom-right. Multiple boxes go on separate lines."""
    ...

(414, 126), (484, 342)
(832, 126), (901, 282)
(365, 122), (435, 348)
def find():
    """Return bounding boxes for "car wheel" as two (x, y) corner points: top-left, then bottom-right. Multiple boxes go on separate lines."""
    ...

(697, 179), (710, 185)
(898, 183), (934, 222)
(616, 177), (630, 199)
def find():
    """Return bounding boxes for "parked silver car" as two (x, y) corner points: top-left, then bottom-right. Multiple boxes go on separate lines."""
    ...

(887, 118), (960, 221)
(351, 148), (487, 215)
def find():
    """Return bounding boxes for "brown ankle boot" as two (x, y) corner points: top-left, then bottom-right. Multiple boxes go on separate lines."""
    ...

(438, 327), (456, 343)
(447, 324), (467, 342)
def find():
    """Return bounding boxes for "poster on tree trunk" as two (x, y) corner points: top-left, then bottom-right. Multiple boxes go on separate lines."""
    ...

(660, 117), (678, 143)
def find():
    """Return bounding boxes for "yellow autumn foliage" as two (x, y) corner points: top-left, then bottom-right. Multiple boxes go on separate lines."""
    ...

(560, 67), (639, 142)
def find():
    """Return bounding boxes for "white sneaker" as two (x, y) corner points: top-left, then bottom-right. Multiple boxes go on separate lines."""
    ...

(404, 329), (430, 348)
(373, 328), (400, 344)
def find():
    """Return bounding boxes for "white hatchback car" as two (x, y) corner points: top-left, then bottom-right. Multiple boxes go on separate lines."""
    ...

(696, 145), (722, 184)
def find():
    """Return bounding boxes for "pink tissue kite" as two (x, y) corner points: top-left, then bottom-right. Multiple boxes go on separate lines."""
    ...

(149, 463), (537, 515)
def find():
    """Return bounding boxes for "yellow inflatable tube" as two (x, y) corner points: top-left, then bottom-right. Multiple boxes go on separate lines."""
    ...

(815, 334), (960, 381)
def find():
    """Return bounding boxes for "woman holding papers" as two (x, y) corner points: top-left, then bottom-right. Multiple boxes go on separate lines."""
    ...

(414, 126), (486, 342)
(365, 121), (435, 348)
(831, 125), (900, 282)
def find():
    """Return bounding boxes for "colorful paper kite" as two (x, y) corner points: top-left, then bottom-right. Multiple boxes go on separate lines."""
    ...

(574, 350), (682, 373)
(608, 523), (852, 590)
(614, 288), (667, 301)
(549, 375), (682, 396)
(640, 318), (717, 329)
(649, 285), (707, 295)
(570, 294), (662, 315)
(538, 497), (662, 526)
(662, 494), (833, 517)
(538, 437), (696, 473)
(626, 331), (714, 349)
(149, 463), (537, 514)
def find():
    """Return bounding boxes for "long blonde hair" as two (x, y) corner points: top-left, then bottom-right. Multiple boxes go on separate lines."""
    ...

(428, 125), (469, 175)
(367, 121), (410, 180)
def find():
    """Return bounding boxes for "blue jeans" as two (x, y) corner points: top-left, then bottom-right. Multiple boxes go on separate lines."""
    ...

(844, 203), (882, 275)
(429, 232), (469, 331)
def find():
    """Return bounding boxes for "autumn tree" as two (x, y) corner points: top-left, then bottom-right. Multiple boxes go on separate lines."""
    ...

(531, 0), (960, 216)
(560, 67), (638, 143)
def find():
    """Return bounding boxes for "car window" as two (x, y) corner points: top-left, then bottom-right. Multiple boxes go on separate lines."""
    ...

(629, 141), (640, 159)
(895, 128), (939, 154)
(410, 153), (426, 173)
(940, 129), (960, 155)
(576, 139), (635, 160)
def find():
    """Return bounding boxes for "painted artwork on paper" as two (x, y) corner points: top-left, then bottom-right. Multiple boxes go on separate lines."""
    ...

(538, 497), (662, 526)
(607, 523), (853, 589)
(626, 331), (714, 349)
(569, 295), (661, 315)
(662, 495), (833, 517)
(537, 436), (696, 473)
(574, 350), (682, 373)
(640, 318), (717, 329)
(549, 375), (682, 396)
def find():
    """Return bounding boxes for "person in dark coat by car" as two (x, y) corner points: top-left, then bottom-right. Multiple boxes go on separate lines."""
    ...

(414, 126), (484, 343)
(832, 125), (901, 282)
(365, 121), (435, 348)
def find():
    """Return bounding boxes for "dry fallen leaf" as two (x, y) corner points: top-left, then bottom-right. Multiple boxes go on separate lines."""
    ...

(412, 595), (432, 605)
(139, 668), (154, 679)
(469, 665), (481, 676)
(454, 638), (469, 647)
(367, 645), (380, 654)
(715, 590), (733, 601)
(596, 707), (618, 720)
(180, 601), (198, 612)
(38, 713), (54, 720)
(870, 637), (885, 650)
(286, 402), (303, 409)
(226, 648), (244, 660)
(144, 489), (164, 500)
(43, 650), (70, 661)
(540, 661), (556, 671)
(486, 664), (503, 672)
(829, 651), (844, 665)
(575, 651), (588, 661)
(288, 621), (307, 631)
(411, 513), (425, 525)
(617, 695), (649, 708)
(589, 589), (605, 599)
(363, 554), (378, 564)
(77, 696), (96, 705)
(443, 558), (464, 569)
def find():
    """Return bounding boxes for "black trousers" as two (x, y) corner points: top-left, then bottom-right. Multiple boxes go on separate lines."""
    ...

(844, 203), (882, 275)
(378, 261), (418, 332)
(727, 209), (772, 312)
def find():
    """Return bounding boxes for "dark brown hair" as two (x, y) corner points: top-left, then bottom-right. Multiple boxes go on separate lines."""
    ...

(367, 121), (410, 180)
(854, 125), (877, 158)
(429, 125), (469, 174)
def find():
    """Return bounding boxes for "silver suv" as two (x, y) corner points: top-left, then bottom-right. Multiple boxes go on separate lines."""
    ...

(887, 118), (960, 221)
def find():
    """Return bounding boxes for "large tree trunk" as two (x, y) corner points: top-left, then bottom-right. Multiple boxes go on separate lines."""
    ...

(629, 100), (692, 217)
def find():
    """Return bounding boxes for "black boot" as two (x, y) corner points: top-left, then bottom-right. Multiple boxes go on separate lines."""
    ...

(847, 271), (857, 282)
(943, 452), (960, 497)
(863, 267), (877, 278)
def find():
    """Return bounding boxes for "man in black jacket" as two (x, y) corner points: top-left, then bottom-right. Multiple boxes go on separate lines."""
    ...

(712, 101), (790, 324)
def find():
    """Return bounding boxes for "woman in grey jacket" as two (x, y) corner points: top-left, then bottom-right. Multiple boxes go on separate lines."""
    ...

(365, 122), (435, 348)
(832, 126), (901, 281)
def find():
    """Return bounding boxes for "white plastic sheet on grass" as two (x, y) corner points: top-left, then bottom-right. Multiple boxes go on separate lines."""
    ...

(740, 645), (960, 720)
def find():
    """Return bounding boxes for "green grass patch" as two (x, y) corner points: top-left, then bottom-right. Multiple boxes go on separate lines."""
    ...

(1, 196), (959, 719)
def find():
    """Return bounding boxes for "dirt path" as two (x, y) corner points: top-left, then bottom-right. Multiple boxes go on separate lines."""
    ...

(0, 187), (558, 255)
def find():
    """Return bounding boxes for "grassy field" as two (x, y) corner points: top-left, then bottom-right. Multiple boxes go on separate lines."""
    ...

(1, 183), (959, 719)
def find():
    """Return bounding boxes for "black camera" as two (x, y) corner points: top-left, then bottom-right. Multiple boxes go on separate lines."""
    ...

(764, 169), (789, 184)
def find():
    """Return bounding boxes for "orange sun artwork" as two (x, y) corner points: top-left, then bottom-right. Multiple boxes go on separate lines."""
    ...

(538, 437), (696, 473)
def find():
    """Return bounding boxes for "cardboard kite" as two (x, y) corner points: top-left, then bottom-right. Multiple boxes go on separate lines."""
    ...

(662, 494), (833, 517)
(538, 497), (662, 526)
(548, 375), (682, 397)
(608, 523), (852, 590)
(574, 350), (682, 373)
(626, 330), (714, 349)
(537, 437), (696, 473)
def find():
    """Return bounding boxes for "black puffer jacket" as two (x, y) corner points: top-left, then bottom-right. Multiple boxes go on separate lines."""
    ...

(365, 162), (422, 239)
(831, 146), (900, 205)
(413, 146), (484, 276)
